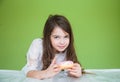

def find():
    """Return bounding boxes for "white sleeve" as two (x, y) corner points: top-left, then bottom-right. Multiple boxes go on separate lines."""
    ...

(22, 38), (43, 74)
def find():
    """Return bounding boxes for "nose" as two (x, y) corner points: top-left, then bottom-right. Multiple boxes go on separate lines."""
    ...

(59, 39), (65, 45)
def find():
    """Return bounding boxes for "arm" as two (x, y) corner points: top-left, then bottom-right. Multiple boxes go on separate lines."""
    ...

(23, 39), (61, 79)
(22, 39), (46, 79)
(26, 57), (61, 79)
(27, 70), (46, 79)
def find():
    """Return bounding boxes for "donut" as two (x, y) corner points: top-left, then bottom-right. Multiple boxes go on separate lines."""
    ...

(59, 61), (73, 69)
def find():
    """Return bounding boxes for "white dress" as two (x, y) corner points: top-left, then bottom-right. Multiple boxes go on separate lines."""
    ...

(22, 38), (66, 74)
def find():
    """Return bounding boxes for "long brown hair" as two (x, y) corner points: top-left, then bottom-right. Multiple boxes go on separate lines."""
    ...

(42, 15), (81, 70)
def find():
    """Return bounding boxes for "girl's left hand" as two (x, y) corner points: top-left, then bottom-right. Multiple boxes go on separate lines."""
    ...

(67, 63), (82, 78)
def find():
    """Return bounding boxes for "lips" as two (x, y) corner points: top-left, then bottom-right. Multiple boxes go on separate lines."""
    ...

(58, 46), (65, 49)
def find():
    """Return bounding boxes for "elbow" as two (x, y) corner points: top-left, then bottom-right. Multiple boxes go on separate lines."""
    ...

(26, 70), (45, 80)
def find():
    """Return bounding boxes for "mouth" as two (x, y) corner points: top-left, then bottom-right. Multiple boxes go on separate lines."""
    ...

(58, 46), (66, 49)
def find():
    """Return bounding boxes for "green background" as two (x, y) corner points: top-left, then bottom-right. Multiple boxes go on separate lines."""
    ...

(0, 0), (120, 70)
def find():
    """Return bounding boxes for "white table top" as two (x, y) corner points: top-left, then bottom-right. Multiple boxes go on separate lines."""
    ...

(0, 69), (120, 82)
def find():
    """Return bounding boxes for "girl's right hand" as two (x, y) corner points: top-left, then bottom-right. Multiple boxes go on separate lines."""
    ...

(43, 57), (61, 79)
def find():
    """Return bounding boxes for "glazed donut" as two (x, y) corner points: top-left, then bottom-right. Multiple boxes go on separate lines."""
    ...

(59, 61), (73, 69)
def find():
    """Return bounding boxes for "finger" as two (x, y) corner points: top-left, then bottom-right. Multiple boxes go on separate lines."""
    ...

(54, 67), (61, 72)
(68, 69), (78, 73)
(67, 66), (77, 70)
(68, 71), (77, 77)
(69, 71), (81, 78)
(69, 71), (76, 75)
(50, 57), (56, 66)
(73, 63), (80, 67)
(73, 63), (82, 70)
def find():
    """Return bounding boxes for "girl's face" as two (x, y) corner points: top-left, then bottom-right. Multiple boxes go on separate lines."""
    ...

(50, 27), (70, 53)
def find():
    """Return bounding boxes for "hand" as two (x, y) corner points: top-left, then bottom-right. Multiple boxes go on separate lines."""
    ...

(44, 57), (61, 78)
(67, 63), (82, 78)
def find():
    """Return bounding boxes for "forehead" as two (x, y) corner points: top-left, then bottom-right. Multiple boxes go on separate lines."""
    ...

(51, 26), (69, 36)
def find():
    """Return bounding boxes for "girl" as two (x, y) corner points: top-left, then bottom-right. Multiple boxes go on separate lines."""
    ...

(22, 15), (83, 79)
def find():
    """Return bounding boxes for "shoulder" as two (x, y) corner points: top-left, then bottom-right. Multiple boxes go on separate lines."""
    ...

(32, 38), (43, 44)
(31, 38), (43, 46)
(28, 38), (43, 52)
(27, 38), (43, 59)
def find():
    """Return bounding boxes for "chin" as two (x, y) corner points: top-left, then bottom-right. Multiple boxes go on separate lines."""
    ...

(57, 49), (66, 53)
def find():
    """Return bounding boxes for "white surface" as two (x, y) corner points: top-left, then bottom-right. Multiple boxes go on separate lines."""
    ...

(0, 69), (120, 82)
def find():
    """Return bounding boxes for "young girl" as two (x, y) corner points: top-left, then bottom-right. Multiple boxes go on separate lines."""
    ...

(22, 15), (83, 79)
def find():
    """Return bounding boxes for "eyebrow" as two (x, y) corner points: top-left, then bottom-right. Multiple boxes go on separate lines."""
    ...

(51, 34), (69, 36)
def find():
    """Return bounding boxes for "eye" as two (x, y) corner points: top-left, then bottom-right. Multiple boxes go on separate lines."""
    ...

(54, 36), (60, 39)
(64, 35), (69, 38)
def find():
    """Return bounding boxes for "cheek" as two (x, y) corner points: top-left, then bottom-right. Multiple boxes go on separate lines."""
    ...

(66, 39), (70, 45)
(51, 39), (58, 46)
